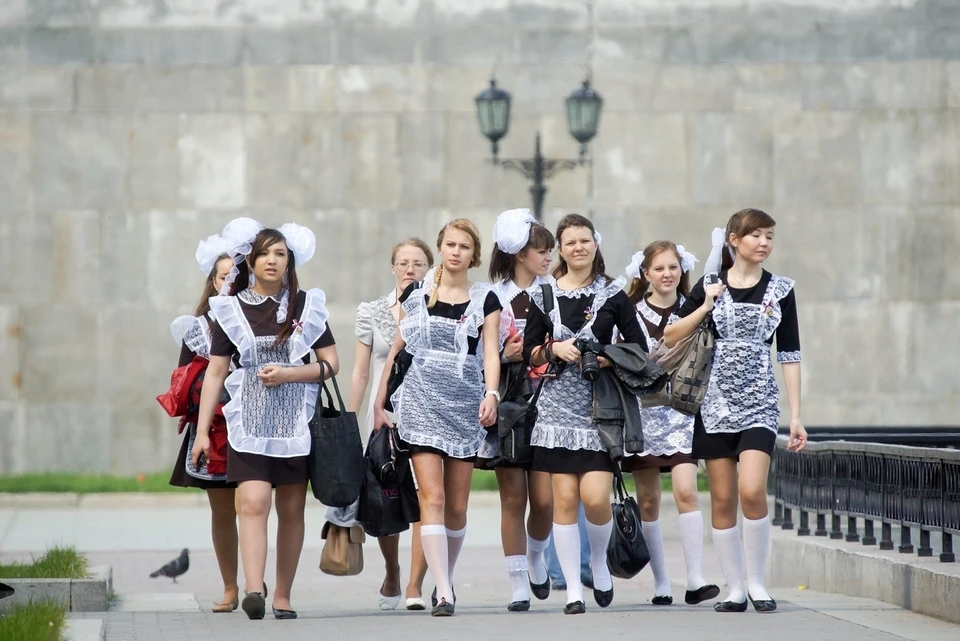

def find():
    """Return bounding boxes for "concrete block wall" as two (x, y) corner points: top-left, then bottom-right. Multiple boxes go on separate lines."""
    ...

(0, 0), (958, 474)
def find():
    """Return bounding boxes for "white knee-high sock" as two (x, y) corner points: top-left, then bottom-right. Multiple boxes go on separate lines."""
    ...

(552, 523), (584, 604)
(677, 511), (707, 590)
(526, 534), (550, 585)
(711, 526), (745, 603)
(742, 516), (772, 601)
(585, 518), (614, 592)
(421, 524), (452, 603)
(505, 555), (530, 602)
(641, 519), (671, 597)
(446, 526), (466, 589)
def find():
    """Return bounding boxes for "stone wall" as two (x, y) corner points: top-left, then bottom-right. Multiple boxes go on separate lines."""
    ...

(1, 0), (958, 474)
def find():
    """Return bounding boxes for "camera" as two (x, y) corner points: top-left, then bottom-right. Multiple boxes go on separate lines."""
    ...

(574, 338), (604, 381)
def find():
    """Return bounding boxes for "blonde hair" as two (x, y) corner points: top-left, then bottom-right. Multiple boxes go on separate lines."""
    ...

(427, 218), (483, 308)
(390, 237), (435, 267)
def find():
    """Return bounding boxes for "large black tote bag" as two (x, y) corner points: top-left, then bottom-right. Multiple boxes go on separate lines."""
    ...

(308, 360), (364, 507)
(606, 468), (651, 579)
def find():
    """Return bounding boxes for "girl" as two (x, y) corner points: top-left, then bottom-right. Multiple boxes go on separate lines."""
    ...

(621, 241), (719, 607)
(664, 209), (807, 613)
(193, 219), (339, 621)
(373, 219), (502, 617)
(167, 235), (239, 613)
(478, 209), (555, 611)
(523, 213), (646, 615)
(348, 238), (433, 611)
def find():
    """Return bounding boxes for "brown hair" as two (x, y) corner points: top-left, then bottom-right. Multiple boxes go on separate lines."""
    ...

(194, 254), (231, 319)
(390, 237), (435, 267)
(552, 213), (609, 284)
(229, 228), (301, 347)
(721, 208), (777, 271)
(488, 223), (555, 282)
(626, 241), (691, 305)
(428, 218), (483, 308)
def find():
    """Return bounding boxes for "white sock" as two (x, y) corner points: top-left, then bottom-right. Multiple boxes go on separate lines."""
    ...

(711, 526), (745, 603)
(506, 555), (530, 603)
(742, 516), (772, 601)
(421, 524), (452, 603)
(642, 520), (671, 597)
(552, 523), (584, 604)
(585, 518), (614, 592)
(526, 535), (549, 585)
(677, 511), (707, 590)
(446, 526), (467, 589)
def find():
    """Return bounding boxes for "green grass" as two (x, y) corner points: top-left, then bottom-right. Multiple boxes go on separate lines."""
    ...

(0, 600), (68, 641)
(0, 546), (89, 580)
(0, 472), (190, 494)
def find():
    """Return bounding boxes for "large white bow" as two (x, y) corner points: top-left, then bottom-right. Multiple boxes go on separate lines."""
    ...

(195, 234), (230, 275)
(702, 227), (727, 275)
(493, 208), (536, 255)
(278, 222), (317, 267)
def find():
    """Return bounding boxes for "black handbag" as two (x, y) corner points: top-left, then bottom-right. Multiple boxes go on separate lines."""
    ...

(358, 427), (420, 537)
(606, 469), (651, 579)
(383, 348), (413, 413)
(308, 360), (364, 507)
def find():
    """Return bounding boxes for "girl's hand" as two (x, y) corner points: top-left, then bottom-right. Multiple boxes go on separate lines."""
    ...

(597, 355), (613, 369)
(701, 282), (727, 312)
(503, 333), (524, 363)
(257, 365), (288, 388)
(373, 404), (394, 430)
(191, 432), (210, 468)
(552, 339), (582, 364)
(787, 418), (807, 452)
(478, 394), (498, 427)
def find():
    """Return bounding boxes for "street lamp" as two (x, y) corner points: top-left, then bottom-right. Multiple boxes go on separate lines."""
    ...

(475, 77), (603, 221)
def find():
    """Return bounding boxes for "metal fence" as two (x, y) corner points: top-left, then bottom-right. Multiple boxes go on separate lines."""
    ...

(767, 436), (960, 563)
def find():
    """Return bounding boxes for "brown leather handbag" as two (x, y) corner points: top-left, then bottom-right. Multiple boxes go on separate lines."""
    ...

(319, 521), (365, 576)
(668, 315), (715, 416)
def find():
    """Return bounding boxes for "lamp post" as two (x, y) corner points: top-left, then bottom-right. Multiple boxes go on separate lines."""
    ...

(475, 78), (603, 221)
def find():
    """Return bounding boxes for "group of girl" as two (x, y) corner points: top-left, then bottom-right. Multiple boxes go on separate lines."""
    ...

(166, 208), (807, 620)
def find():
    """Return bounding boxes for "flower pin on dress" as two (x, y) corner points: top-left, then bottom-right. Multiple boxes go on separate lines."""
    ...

(762, 300), (775, 316)
(292, 318), (305, 333)
(457, 314), (468, 324)
(584, 307), (594, 323)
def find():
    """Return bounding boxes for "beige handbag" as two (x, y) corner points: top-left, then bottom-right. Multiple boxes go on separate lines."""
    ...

(667, 316), (715, 416)
(319, 521), (365, 576)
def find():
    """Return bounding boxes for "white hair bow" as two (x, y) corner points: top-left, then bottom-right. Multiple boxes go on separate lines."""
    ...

(278, 223), (317, 267)
(675, 245), (699, 273)
(625, 251), (644, 280)
(218, 217), (265, 295)
(195, 234), (230, 275)
(493, 209), (536, 255)
(594, 230), (602, 248)
(702, 227), (727, 275)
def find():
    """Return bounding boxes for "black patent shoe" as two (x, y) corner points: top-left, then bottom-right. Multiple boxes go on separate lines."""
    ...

(685, 584), (720, 605)
(507, 600), (530, 612)
(563, 600), (586, 615)
(431, 587), (456, 608)
(652, 595), (673, 606)
(241, 592), (265, 620)
(593, 587), (614, 608)
(748, 594), (777, 613)
(529, 577), (550, 600)
(272, 606), (297, 620)
(713, 599), (748, 613)
(431, 598), (455, 617)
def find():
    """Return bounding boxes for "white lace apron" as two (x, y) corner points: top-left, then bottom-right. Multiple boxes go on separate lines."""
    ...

(701, 274), (795, 435)
(170, 314), (214, 359)
(529, 276), (626, 453)
(209, 288), (330, 458)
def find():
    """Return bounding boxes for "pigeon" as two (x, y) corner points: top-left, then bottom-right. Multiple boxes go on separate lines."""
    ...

(149, 548), (190, 583)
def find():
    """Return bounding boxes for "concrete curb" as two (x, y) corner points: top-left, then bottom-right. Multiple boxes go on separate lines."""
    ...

(0, 566), (112, 613)
(769, 528), (960, 624)
(64, 619), (105, 641)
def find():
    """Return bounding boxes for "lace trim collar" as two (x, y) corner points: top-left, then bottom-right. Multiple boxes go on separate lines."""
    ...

(498, 275), (549, 304)
(555, 276), (609, 299)
(636, 295), (684, 326)
(239, 289), (282, 305)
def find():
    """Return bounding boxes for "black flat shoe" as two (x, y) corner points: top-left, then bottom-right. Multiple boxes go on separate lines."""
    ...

(431, 598), (455, 617)
(241, 592), (265, 620)
(529, 578), (550, 600)
(431, 587), (456, 608)
(272, 606), (297, 620)
(685, 584), (720, 605)
(507, 600), (530, 612)
(748, 594), (777, 612)
(652, 595), (673, 606)
(713, 599), (748, 613)
(593, 587), (614, 608)
(564, 600), (586, 615)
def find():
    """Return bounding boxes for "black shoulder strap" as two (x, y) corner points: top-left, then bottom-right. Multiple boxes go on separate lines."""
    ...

(540, 283), (556, 336)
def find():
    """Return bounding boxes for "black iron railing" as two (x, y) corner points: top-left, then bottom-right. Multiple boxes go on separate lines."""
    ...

(768, 436), (960, 562)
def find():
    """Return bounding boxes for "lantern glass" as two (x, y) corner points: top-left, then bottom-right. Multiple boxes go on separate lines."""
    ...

(565, 80), (603, 145)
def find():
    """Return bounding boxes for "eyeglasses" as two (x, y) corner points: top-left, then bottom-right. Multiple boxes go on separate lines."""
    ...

(393, 261), (428, 271)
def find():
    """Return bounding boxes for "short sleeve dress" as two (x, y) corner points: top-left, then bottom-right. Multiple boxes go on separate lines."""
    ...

(676, 269), (801, 459)
(355, 292), (399, 434)
(209, 287), (336, 485)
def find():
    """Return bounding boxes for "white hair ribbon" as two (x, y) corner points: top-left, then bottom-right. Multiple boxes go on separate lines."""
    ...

(593, 230), (602, 248)
(218, 217), (265, 295)
(625, 251), (644, 280)
(702, 227), (727, 275)
(277, 222), (317, 267)
(493, 208), (536, 255)
(195, 234), (230, 275)
(674, 244), (699, 273)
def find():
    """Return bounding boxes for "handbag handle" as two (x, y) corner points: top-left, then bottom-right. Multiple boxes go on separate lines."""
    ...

(317, 360), (348, 414)
(611, 467), (629, 503)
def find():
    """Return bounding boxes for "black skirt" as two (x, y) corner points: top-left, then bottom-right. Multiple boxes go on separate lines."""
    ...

(398, 438), (477, 463)
(531, 446), (615, 474)
(691, 414), (777, 460)
(226, 445), (309, 486)
(168, 431), (236, 490)
(621, 452), (697, 474)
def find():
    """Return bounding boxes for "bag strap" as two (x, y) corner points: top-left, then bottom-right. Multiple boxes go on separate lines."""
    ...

(540, 283), (555, 334)
(317, 360), (348, 413)
(611, 466), (629, 503)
